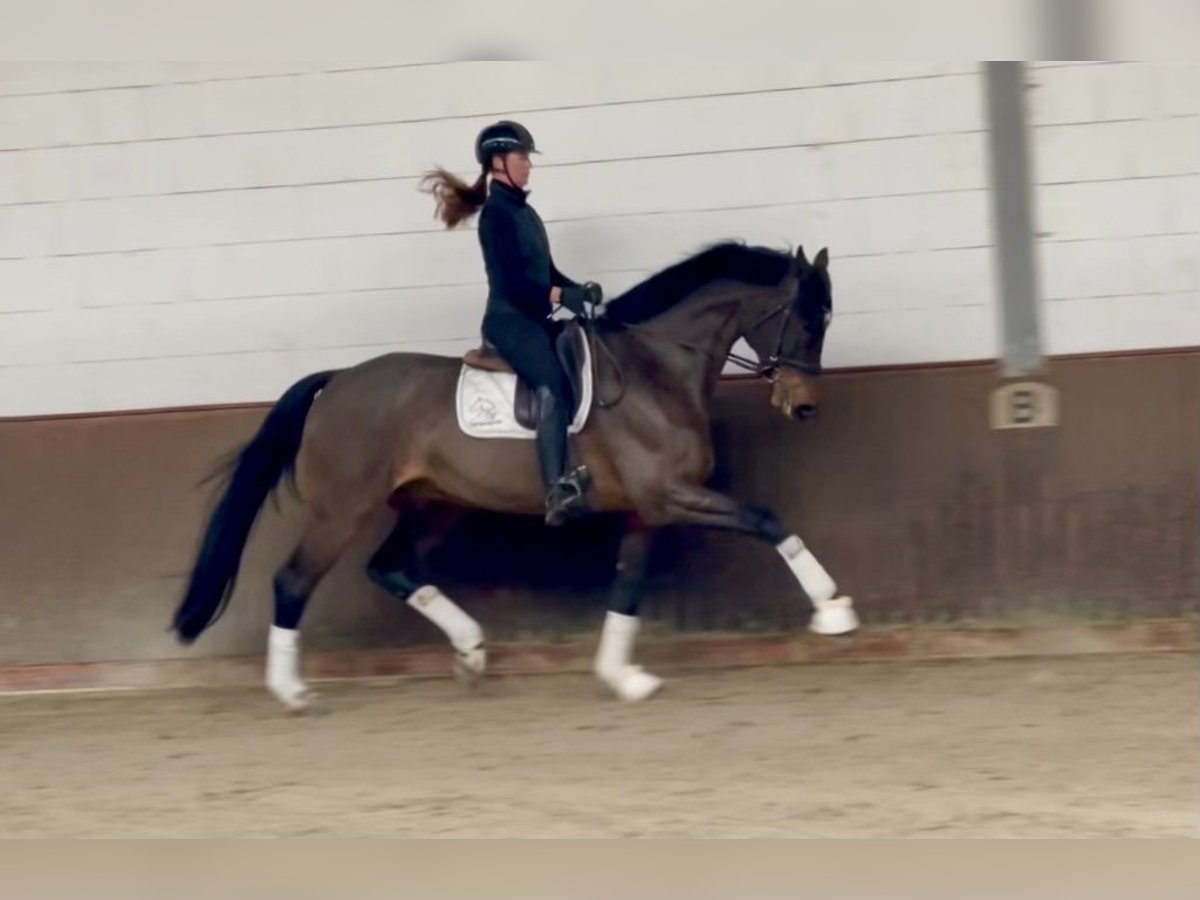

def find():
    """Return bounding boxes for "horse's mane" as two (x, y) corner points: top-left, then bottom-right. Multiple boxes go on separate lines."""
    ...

(602, 241), (794, 326)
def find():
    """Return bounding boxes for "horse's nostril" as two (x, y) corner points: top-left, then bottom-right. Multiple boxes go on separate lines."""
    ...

(795, 404), (818, 420)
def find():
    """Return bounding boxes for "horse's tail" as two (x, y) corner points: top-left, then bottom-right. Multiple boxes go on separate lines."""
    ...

(172, 370), (339, 643)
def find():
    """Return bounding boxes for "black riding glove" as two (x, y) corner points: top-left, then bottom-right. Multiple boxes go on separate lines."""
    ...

(559, 281), (603, 316)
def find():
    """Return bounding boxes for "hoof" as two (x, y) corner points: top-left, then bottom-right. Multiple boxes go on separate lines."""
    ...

(453, 646), (487, 687)
(599, 665), (664, 702)
(810, 596), (860, 636)
(268, 680), (315, 713)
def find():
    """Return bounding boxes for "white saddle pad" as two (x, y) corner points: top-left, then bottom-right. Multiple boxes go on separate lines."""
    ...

(455, 336), (594, 440)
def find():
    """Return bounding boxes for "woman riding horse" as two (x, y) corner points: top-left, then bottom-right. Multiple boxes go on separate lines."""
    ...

(421, 120), (602, 526)
(173, 128), (859, 708)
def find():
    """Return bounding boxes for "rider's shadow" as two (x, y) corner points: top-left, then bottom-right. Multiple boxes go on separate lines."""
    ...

(417, 422), (737, 635)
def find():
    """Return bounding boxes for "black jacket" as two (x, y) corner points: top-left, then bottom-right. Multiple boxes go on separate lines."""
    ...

(477, 179), (578, 322)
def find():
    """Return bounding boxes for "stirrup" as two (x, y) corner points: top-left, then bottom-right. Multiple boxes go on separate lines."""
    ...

(545, 466), (591, 526)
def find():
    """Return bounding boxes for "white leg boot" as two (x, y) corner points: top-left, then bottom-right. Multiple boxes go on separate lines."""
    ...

(407, 585), (487, 683)
(593, 611), (663, 702)
(266, 625), (312, 711)
(776, 535), (860, 635)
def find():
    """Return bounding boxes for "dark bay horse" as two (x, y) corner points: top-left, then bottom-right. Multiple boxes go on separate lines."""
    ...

(172, 241), (858, 709)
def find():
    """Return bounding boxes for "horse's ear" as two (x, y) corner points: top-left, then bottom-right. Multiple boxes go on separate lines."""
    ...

(795, 245), (809, 267)
(814, 247), (829, 270)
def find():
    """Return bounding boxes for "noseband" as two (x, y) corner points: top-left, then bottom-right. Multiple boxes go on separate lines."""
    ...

(725, 301), (823, 379)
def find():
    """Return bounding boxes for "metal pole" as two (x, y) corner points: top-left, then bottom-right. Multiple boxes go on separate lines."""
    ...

(983, 61), (1044, 378)
(1041, 0), (1103, 60)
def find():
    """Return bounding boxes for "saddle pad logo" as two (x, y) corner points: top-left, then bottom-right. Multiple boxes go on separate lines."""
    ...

(467, 396), (501, 426)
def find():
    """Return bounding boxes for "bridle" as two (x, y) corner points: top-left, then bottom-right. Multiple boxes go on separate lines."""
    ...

(580, 295), (822, 409)
(724, 301), (823, 379)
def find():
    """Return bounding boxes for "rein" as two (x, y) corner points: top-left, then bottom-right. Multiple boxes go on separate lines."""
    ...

(580, 296), (820, 409)
(725, 301), (823, 378)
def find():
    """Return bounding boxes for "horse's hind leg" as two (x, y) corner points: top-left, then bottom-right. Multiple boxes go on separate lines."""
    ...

(594, 518), (664, 702)
(268, 511), (367, 711)
(367, 505), (486, 685)
(661, 483), (859, 636)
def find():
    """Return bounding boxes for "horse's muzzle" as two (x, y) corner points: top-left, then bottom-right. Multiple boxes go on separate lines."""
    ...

(772, 373), (820, 421)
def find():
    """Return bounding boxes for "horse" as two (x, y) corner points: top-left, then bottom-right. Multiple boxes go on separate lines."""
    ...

(171, 241), (859, 710)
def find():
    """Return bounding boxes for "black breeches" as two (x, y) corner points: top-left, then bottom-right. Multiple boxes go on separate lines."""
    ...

(482, 312), (573, 411)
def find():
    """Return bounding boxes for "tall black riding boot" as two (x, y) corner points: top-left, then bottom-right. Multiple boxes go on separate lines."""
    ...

(534, 385), (590, 526)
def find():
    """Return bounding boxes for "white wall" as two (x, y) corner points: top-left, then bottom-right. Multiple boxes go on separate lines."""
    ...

(0, 62), (1194, 416)
(1028, 62), (1198, 356)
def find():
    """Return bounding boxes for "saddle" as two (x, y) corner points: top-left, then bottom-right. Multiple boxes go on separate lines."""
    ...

(462, 321), (591, 431)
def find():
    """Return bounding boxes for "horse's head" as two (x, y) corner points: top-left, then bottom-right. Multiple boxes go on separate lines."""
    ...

(738, 245), (832, 421)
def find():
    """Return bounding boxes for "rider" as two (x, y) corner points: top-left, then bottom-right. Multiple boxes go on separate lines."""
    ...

(422, 120), (602, 526)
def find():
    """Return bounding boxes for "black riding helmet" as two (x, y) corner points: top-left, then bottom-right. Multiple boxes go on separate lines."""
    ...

(475, 120), (539, 167)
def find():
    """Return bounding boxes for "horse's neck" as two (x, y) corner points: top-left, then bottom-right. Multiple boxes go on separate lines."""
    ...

(633, 283), (771, 389)
(666, 281), (782, 352)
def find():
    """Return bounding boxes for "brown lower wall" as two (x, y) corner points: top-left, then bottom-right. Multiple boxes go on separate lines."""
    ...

(0, 350), (1196, 668)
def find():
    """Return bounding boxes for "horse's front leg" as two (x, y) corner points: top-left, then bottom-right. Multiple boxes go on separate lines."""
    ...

(593, 517), (664, 702)
(661, 483), (859, 636)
